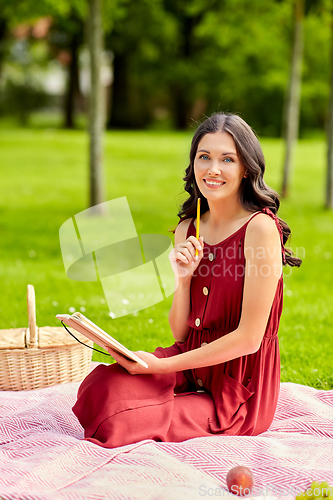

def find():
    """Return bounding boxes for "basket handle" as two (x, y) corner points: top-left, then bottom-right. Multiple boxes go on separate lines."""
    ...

(27, 284), (38, 347)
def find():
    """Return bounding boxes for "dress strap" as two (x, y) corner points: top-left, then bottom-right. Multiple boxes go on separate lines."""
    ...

(246, 210), (263, 224)
(261, 207), (287, 265)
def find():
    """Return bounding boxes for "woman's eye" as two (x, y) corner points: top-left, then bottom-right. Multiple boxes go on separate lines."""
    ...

(198, 155), (234, 162)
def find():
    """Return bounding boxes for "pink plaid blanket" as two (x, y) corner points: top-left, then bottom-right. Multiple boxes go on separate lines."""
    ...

(0, 363), (332, 500)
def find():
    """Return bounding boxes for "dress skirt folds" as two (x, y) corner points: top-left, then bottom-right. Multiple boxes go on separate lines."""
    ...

(72, 208), (285, 448)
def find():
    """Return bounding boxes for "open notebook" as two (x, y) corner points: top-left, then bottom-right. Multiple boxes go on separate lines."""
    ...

(56, 312), (148, 368)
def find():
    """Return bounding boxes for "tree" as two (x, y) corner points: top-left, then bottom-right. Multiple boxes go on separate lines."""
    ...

(0, 0), (85, 126)
(88, 0), (105, 209)
(163, 0), (207, 129)
(326, 1), (333, 209)
(0, 17), (8, 81)
(63, 15), (84, 129)
(0, 0), (106, 208)
(281, 0), (304, 197)
(48, 9), (85, 128)
(104, 0), (177, 129)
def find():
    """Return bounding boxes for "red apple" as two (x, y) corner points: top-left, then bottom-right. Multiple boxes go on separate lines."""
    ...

(226, 466), (254, 496)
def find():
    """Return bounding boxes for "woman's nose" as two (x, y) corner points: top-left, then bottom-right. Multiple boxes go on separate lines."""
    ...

(207, 160), (221, 175)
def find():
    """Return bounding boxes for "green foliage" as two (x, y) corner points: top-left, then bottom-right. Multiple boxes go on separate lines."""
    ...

(0, 0), (332, 133)
(301, 7), (331, 131)
(192, 0), (292, 135)
(0, 79), (50, 124)
(103, 0), (332, 134)
(0, 124), (332, 389)
(0, 36), (54, 124)
(0, 0), (73, 25)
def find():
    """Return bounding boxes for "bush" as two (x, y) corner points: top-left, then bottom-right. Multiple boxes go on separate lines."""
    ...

(0, 79), (51, 125)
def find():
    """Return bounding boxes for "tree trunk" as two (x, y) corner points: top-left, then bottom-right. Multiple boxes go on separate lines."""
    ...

(63, 31), (81, 129)
(281, 0), (304, 198)
(107, 52), (130, 129)
(0, 18), (7, 84)
(326, 5), (333, 210)
(172, 83), (189, 130)
(170, 15), (196, 130)
(87, 0), (105, 210)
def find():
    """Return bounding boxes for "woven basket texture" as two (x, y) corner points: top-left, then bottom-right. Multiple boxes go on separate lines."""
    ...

(0, 285), (93, 390)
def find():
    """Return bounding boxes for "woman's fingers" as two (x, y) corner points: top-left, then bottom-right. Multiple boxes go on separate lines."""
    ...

(171, 246), (192, 264)
(187, 236), (203, 257)
(185, 237), (204, 262)
(169, 235), (205, 270)
(181, 246), (195, 262)
(181, 237), (203, 260)
(176, 251), (190, 264)
(188, 235), (203, 249)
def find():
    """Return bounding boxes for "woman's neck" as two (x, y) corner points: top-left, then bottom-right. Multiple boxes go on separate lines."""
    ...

(203, 197), (249, 228)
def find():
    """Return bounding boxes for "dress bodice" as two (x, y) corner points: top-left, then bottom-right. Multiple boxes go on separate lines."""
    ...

(186, 208), (285, 337)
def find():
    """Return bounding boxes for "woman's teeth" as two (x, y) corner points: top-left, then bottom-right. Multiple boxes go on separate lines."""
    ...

(204, 179), (225, 186)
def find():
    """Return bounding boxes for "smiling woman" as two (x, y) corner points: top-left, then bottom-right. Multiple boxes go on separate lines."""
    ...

(72, 112), (303, 449)
(179, 113), (301, 268)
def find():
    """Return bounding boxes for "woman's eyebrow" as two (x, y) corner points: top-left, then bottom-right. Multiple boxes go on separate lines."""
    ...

(197, 149), (237, 156)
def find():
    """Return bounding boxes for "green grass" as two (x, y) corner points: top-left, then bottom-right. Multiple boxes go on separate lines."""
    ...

(0, 124), (332, 390)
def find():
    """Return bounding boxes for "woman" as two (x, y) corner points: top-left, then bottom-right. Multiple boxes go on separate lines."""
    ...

(72, 112), (302, 448)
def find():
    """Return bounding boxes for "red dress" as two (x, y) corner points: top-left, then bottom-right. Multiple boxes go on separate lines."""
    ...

(72, 207), (286, 448)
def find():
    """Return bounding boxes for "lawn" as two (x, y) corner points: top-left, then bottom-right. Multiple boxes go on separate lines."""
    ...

(0, 123), (332, 389)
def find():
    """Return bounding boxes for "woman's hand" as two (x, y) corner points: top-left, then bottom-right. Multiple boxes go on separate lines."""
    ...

(169, 235), (204, 282)
(106, 347), (165, 375)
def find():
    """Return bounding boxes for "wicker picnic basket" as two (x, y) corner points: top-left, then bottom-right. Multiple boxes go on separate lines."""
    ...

(0, 285), (94, 391)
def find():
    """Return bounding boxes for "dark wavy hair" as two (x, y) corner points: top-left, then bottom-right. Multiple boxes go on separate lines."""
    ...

(171, 112), (302, 268)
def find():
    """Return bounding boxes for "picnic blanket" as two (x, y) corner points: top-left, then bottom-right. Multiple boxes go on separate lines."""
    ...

(0, 363), (332, 500)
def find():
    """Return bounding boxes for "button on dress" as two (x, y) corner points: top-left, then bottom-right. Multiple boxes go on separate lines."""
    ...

(72, 207), (286, 448)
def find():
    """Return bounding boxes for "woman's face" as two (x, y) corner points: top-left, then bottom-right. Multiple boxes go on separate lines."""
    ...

(193, 131), (248, 201)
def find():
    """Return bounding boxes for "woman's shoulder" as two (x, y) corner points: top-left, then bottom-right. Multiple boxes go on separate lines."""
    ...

(174, 217), (194, 243)
(245, 210), (281, 242)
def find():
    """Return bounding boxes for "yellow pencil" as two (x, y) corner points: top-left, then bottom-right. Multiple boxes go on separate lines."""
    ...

(195, 198), (201, 258)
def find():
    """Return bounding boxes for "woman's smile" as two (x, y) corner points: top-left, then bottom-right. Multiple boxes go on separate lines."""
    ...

(204, 178), (226, 188)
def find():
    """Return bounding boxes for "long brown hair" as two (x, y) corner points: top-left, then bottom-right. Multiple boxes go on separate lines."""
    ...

(172, 112), (302, 268)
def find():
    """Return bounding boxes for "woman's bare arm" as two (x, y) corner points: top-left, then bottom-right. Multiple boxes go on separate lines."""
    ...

(168, 220), (193, 342)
